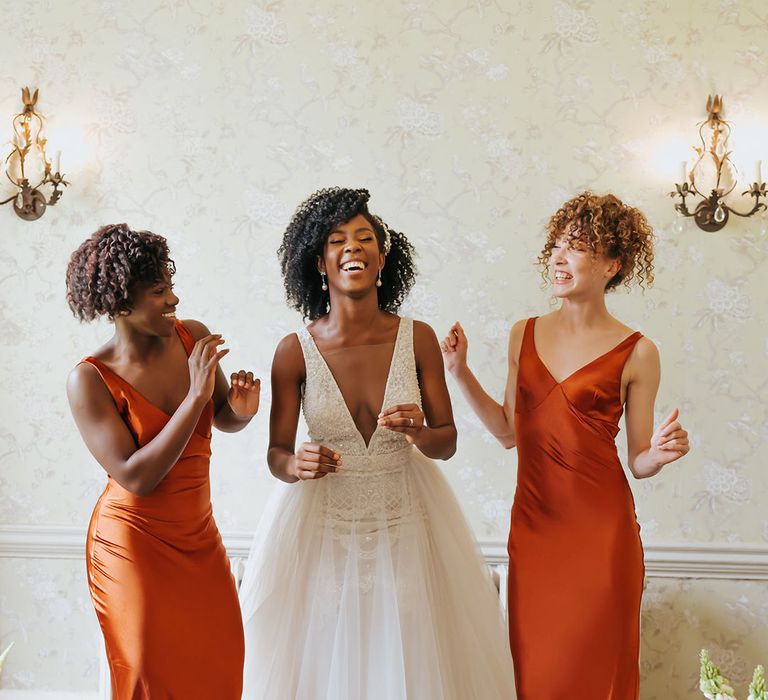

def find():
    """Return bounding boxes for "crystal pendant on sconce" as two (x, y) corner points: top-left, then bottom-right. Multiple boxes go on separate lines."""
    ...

(669, 96), (767, 232)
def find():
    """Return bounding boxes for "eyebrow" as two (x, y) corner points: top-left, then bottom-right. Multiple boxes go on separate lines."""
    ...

(329, 226), (375, 235)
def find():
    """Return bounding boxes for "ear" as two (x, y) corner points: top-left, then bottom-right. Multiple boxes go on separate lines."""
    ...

(316, 255), (326, 274)
(606, 257), (620, 279)
(378, 250), (385, 271)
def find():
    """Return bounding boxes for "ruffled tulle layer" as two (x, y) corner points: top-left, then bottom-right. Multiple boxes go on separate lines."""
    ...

(239, 447), (516, 699)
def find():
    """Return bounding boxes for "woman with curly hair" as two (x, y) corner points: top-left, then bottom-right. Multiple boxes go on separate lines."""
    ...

(65, 223), (260, 698)
(442, 192), (690, 699)
(238, 188), (516, 699)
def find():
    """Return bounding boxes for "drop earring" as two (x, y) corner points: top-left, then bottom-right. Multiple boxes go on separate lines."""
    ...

(376, 269), (382, 287)
(321, 272), (328, 291)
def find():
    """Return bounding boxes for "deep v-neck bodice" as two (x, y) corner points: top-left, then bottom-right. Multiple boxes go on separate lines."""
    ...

(297, 317), (421, 457)
(531, 316), (642, 387)
(516, 316), (642, 433)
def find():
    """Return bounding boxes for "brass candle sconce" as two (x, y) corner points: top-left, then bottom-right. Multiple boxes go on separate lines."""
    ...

(1, 87), (68, 221)
(669, 96), (766, 232)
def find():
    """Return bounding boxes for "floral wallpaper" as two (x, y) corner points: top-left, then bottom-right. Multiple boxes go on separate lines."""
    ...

(0, 0), (766, 696)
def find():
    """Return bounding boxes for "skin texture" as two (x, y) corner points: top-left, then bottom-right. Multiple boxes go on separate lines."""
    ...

(441, 234), (690, 479)
(67, 276), (260, 496)
(269, 213), (457, 483)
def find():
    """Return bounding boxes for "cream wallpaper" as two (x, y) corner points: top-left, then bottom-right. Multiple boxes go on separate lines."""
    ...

(0, 0), (766, 697)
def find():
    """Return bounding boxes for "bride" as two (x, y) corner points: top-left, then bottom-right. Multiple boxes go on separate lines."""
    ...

(239, 187), (516, 699)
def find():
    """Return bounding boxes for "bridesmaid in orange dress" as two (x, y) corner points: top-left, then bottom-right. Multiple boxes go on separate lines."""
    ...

(65, 224), (260, 699)
(442, 193), (690, 699)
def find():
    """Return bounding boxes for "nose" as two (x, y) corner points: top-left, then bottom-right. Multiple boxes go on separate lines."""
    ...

(344, 238), (363, 254)
(168, 288), (180, 306)
(552, 246), (566, 264)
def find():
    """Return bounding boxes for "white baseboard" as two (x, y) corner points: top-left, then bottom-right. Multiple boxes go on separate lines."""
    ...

(0, 692), (99, 699)
(1, 524), (767, 579)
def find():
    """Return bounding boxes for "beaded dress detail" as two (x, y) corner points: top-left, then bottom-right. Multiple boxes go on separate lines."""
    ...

(239, 317), (516, 699)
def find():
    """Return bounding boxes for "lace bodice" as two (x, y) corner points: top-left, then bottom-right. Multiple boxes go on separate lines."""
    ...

(297, 317), (422, 460)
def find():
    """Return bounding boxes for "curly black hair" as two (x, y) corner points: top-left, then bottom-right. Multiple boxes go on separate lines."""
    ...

(66, 223), (176, 322)
(278, 187), (417, 321)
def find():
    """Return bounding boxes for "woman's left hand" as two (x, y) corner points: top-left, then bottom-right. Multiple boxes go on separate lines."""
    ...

(649, 408), (690, 467)
(227, 370), (261, 418)
(378, 403), (425, 445)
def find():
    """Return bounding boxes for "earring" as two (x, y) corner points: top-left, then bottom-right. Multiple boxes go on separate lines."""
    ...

(321, 272), (328, 291)
(376, 269), (382, 288)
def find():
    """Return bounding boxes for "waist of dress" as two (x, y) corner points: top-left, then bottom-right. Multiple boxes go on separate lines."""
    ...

(90, 493), (222, 550)
(97, 478), (215, 520)
(328, 444), (414, 475)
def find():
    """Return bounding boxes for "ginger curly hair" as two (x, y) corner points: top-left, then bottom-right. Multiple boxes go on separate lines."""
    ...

(538, 192), (655, 291)
(66, 223), (176, 322)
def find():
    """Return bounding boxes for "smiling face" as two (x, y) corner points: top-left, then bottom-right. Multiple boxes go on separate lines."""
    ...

(317, 213), (385, 297)
(549, 228), (621, 299)
(119, 272), (180, 337)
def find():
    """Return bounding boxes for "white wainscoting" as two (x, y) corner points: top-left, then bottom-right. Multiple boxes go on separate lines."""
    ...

(2, 524), (767, 699)
(2, 524), (768, 579)
(0, 693), (100, 700)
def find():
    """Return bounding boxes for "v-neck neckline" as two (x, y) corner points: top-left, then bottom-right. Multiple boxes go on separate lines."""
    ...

(305, 317), (404, 451)
(531, 316), (641, 386)
(86, 323), (197, 419)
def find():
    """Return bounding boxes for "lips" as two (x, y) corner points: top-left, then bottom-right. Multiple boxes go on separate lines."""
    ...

(162, 311), (176, 320)
(340, 260), (367, 272)
(554, 271), (572, 282)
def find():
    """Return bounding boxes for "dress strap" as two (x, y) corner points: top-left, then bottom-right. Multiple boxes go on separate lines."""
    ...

(76, 357), (128, 412)
(174, 320), (195, 355)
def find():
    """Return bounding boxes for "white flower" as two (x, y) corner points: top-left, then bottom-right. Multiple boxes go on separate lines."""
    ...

(486, 64), (509, 81)
(706, 279), (750, 319)
(703, 462), (751, 504)
(553, 2), (598, 42)
(244, 6), (287, 46)
(467, 48), (490, 65)
(243, 189), (290, 227)
(397, 99), (443, 138)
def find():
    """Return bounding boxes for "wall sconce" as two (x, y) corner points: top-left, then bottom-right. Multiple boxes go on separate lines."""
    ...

(1, 87), (68, 221)
(669, 96), (766, 232)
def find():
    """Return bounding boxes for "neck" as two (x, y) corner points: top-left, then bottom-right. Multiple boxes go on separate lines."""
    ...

(111, 319), (169, 362)
(324, 289), (382, 335)
(555, 292), (612, 330)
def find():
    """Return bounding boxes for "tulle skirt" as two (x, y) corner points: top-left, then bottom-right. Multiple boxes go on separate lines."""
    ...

(239, 446), (516, 699)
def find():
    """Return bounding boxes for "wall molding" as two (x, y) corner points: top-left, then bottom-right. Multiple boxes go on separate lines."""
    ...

(2, 524), (767, 580)
(0, 693), (99, 700)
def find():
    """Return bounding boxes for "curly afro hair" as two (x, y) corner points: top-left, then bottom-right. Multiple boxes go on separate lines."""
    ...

(538, 192), (655, 291)
(66, 223), (176, 322)
(278, 187), (417, 321)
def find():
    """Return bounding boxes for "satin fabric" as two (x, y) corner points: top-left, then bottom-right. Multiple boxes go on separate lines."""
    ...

(509, 317), (644, 700)
(81, 321), (243, 699)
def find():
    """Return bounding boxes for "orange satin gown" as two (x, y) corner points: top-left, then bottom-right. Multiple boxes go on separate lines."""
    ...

(81, 321), (244, 699)
(509, 317), (645, 699)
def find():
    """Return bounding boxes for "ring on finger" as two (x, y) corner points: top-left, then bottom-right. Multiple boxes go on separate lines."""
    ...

(409, 417), (414, 427)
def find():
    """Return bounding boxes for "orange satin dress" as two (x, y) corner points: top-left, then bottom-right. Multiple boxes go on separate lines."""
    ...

(81, 321), (244, 699)
(509, 317), (645, 700)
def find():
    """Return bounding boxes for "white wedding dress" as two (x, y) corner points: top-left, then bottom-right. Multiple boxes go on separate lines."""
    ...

(239, 317), (516, 699)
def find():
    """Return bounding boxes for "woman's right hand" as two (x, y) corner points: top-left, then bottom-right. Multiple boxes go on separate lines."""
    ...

(188, 334), (229, 404)
(291, 443), (342, 480)
(440, 321), (468, 375)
